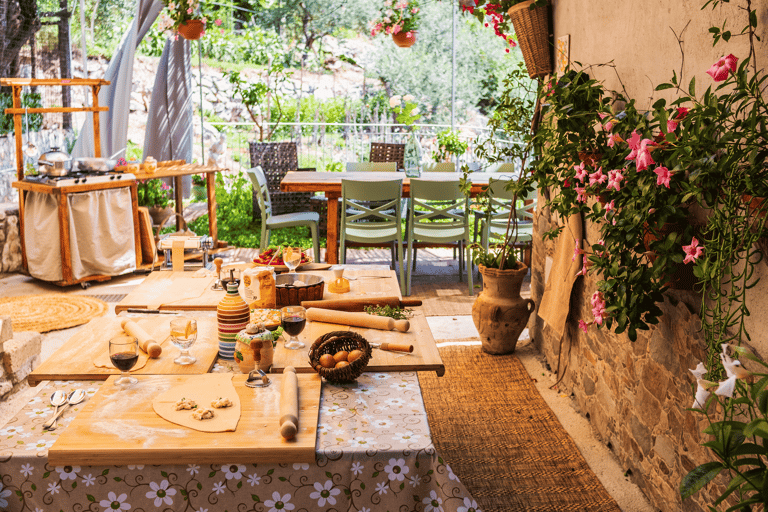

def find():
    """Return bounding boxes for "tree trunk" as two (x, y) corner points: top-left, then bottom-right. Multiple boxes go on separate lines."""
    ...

(0, 0), (40, 78)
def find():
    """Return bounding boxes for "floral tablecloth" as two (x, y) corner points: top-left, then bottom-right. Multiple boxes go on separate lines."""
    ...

(0, 372), (479, 512)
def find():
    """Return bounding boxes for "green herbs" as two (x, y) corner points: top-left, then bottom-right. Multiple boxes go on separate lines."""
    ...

(364, 305), (413, 320)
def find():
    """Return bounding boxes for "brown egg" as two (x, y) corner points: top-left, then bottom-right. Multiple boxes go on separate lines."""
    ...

(335, 361), (349, 369)
(334, 350), (349, 363)
(319, 354), (336, 368)
(347, 349), (363, 363)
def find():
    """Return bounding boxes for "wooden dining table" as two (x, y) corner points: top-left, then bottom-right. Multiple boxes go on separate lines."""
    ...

(280, 171), (516, 264)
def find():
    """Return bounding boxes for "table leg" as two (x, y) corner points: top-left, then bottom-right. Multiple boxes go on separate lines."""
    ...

(174, 175), (183, 231)
(206, 171), (218, 245)
(326, 192), (340, 264)
(58, 191), (74, 284)
(129, 183), (141, 267)
(18, 189), (27, 271)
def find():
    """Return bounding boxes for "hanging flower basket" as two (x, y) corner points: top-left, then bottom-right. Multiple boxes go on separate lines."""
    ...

(392, 31), (418, 48)
(507, 0), (552, 79)
(178, 19), (205, 40)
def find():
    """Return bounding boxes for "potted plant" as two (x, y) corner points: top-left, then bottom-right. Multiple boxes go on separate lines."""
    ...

(369, 0), (421, 48)
(191, 174), (207, 202)
(157, 0), (221, 40)
(138, 179), (175, 226)
(433, 129), (468, 163)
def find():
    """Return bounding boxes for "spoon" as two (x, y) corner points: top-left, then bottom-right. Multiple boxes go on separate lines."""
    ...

(43, 389), (86, 430)
(48, 390), (66, 424)
(23, 107), (37, 157)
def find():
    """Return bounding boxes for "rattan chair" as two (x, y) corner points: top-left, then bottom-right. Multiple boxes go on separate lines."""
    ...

(248, 142), (314, 216)
(369, 142), (406, 171)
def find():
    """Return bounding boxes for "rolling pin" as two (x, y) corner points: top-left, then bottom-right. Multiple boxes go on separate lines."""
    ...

(279, 366), (299, 440)
(120, 319), (163, 358)
(301, 297), (422, 312)
(306, 308), (410, 332)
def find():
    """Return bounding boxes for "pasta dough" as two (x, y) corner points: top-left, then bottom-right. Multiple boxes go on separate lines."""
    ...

(152, 374), (241, 433)
(192, 408), (215, 420)
(211, 397), (233, 408)
(175, 398), (197, 410)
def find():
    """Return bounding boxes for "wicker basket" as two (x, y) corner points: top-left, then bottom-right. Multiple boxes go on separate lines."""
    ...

(308, 331), (372, 383)
(508, 0), (552, 79)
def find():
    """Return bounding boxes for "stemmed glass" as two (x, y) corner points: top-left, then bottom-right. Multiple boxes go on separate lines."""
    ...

(109, 334), (139, 386)
(170, 317), (197, 365)
(281, 306), (306, 350)
(283, 246), (302, 274)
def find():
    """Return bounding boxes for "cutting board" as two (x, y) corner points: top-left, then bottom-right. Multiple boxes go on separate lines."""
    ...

(271, 311), (445, 376)
(115, 271), (224, 313)
(28, 314), (220, 386)
(48, 373), (321, 466)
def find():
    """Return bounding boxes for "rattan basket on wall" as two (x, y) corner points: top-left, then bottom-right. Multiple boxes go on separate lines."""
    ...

(508, 0), (552, 79)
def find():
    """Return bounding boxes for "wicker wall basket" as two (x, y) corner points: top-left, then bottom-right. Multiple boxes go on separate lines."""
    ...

(508, 0), (553, 79)
(308, 331), (372, 383)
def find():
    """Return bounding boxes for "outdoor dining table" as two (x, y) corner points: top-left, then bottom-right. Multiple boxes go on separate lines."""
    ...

(280, 170), (516, 264)
(0, 371), (477, 512)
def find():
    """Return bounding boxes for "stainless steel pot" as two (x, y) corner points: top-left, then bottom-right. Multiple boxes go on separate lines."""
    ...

(75, 157), (117, 172)
(37, 147), (72, 176)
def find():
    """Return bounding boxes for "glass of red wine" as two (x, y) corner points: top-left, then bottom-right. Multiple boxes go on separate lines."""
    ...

(281, 305), (306, 350)
(109, 334), (139, 386)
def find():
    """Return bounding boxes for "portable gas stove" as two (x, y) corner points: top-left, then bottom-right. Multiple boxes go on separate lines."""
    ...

(23, 172), (136, 187)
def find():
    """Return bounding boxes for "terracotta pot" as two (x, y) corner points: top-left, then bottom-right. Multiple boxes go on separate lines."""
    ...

(178, 19), (205, 40)
(743, 194), (767, 229)
(392, 31), (417, 48)
(472, 263), (535, 355)
(577, 151), (602, 166)
(148, 206), (174, 226)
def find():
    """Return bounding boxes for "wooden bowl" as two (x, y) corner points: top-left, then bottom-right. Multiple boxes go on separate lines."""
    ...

(308, 331), (372, 383)
(275, 273), (325, 308)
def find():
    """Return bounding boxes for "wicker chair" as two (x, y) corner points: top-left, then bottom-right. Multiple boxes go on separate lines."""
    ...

(248, 142), (314, 217)
(369, 142), (406, 171)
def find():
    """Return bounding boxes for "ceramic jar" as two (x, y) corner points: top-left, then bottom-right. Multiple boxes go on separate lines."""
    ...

(217, 282), (250, 359)
(234, 323), (275, 373)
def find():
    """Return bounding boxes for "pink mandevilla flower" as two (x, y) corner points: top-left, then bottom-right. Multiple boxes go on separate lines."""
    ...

(215, 18), (222, 26)
(654, 166), (671, 188)
(604, 200), (615, 212)
(576, 254), (589, 276)
(666, 119), (678, 133)
(589, 167), (606, 186)
(676, 107), (689, 119)
(606, 170), (623, 192)
(683, 237), (704, 264)
(706, 54), (738, 82)
(574, 162), (589, 183)
(607, 133), (623, 149)
(575, 186), (588, 203)
(572, 240), (585, 261)
(591, 291), (607, 325)
(635, 140), (656, 171)
(578, 320), (589, 333)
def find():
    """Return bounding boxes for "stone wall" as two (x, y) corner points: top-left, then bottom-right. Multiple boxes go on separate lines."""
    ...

(0, 205), (22, 274)
(0, 316), (41, 401)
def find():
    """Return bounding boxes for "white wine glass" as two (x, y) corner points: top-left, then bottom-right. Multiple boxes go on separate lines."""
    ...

(283, 246), (303, 274)
(170, 317), (197, 365)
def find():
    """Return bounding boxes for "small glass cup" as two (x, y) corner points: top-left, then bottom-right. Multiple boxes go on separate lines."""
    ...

(283, 246), (303, 274)
(109, 334), (139, 386)
(281, 306), (306, 350)
(170, 317), (198, 365)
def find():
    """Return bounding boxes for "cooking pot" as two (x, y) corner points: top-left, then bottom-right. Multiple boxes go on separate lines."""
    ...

(37, 147), (72, 176)
(75, 157), (117, 172)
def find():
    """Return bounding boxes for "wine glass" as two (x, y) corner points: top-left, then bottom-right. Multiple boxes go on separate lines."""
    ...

(109, 334), (139, 386)
(170, 317), (197, 365)
(283, 246), (302, 274)
(281, 306), (306, 350)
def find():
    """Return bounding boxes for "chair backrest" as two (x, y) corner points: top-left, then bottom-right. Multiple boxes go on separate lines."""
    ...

(245, 166), (272, 221)
(486, 179), (537, 224)
(409, 179), (468, 233)
(346, 162), (398, 172)
(422, 162), (457, 172)
(342, 179), (403, 236)
(485, 162), (516, 175)
(249, 141), (312, 216)
(370, 142), (406, 171)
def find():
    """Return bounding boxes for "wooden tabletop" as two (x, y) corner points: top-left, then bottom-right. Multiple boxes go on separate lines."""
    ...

(133, 162), (225, 181)
(28, 313), (220, 386)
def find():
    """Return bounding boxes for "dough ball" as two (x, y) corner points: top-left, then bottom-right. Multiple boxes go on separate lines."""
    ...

(211, 397), (233, 409)
(319, 354), (336, 368)
(348, 349), (363, 363)
(334, 350), (349, 363)
(192, 408), (215, 420)
(175, 398), (197, 411)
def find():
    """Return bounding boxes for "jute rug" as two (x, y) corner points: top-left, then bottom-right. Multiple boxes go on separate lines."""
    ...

(419, 346), (621, 512)
(0, 294), (108, 333)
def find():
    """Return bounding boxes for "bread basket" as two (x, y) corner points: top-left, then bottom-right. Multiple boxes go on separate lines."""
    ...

(308, 331), (372, 383)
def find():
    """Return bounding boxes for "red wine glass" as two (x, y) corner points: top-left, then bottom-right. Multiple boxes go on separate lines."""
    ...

(109, 334), (139, 386)
(281, 306), (306, 350)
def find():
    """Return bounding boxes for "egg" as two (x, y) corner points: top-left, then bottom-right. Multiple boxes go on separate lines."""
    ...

(319, 354), (336, 368)
(348, 349), (363, 363)
(335, 361), (349, 369)
(334, 350), (349, 363)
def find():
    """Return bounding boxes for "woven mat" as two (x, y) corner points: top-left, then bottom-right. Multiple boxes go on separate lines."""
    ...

(419, 346), (621, 512)
(0, 294), (108, 333)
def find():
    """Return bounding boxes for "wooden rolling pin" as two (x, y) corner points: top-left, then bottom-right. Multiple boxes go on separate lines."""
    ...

(306, 308), (410, 332)
(120, 319), (163, 358)
(301, 297), (422, 312)
(279, 366), (299, 440)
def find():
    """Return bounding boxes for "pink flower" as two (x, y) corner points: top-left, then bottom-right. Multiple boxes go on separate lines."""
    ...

(591, 291), (607, 325)
(578, 320), (589, 333)
(572, 240), (584, 261)
(412, 7), (419, 13)
(606, 169), (623, 192)
(654, 166), (671, 188)
(215, 18), (222, 26)
(598, 113), (608, 120)
(575, 186), (587, 203)
(604, 200), (615, 213)
(635, 140), (656, 171)
(563, 178), (570, 188)
(589, 167), (606, 186)
(574, 162), (589, 183)
(392, 24), (402, 34)
(607, 133), (623, 148)
(187, 7), (192, 13)
(577, 254), (590, 276)
(666, 119), (678, 133)
(707, 54), (738, 82)
(676, 107), (689, 119)
(626, 130), (642, 151)
(603, 121), (615, 132)
(683, 237), (704, 264)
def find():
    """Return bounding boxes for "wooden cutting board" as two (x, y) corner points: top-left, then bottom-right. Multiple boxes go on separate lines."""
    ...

(28, 314), (220, 386)
(271, 311), (445, 376)
(114, 271), (224, 313)
(48, 373), (321, 466)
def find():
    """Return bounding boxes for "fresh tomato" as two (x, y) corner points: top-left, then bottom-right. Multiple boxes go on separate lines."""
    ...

(253, 248), (309, 266)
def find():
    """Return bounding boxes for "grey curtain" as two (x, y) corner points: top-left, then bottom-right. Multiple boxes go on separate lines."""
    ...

(71, 0), (164, 158)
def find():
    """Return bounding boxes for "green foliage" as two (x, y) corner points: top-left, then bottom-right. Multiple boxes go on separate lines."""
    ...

(363, 305), (413, 320)
(462, 0), (548, 48)
(137, 179), (173, 208)
(433, 129), (468, 162)
(224, 63), (292, 142)
(125, 140), (143, 162)
(371, 0), (421, 36)
(0, 93), (42, 136)
(471, 244), (519, 269)
(389, 94), (421, 127)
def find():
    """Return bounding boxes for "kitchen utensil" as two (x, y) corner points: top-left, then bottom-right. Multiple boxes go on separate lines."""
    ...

(279, 366), (298, 439)
(48, 390), (67, 429)
(37, 147), (73, 176)
(211, 257), (225, 290)
(74, 157), (118, 172)
(300, 297), (422, 312)
(23, 108), (36, 157)
(343, 275), (392, 280)
(124, 308), (180, 314)
(305, 308), (410, 332)
(120, 319), (162, 358)
(43, 389), (86, 430)
(370, 342), (414, 353)
(245, 368), (271, 388)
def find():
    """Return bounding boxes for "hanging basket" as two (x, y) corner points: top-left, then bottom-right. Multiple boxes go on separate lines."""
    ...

(178, 19), (205, 40)
(508, 1), (552, 79)
(392, 31), (418, 48)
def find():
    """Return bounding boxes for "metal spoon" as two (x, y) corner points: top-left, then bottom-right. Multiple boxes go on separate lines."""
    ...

(48, 390), (66, 424)
(43, 389), (86, 430)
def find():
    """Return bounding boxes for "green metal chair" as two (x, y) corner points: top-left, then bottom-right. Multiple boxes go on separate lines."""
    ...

(406, 179), (473, 296)
(422, 162), (457, 172)
(246, 166), (321, 261)
(346, 162), (398, 172)
(478, 179), (537, 267)
(340, 178), (406, 296)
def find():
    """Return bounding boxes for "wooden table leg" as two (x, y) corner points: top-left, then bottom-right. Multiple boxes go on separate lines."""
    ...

(17, 189), (27, 271)
(206, 171), (218, 245)
(174, 175), (183, 231)
(129, 183), (141, 267)
(58, 191), (74, 284)
(326, 192), (340, 264)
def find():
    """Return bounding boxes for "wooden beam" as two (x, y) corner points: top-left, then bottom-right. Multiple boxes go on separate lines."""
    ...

(0, 78), (110, 86)
(4, 106), (108, 114)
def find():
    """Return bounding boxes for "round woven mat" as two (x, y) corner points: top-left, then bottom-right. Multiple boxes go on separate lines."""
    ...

(0, 294), (108, 333)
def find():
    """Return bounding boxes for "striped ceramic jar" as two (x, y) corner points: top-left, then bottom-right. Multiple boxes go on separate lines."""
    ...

(217, 282), (250, 359)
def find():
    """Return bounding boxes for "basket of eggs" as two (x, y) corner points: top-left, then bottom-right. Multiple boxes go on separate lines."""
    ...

(308, 331), (372, 383)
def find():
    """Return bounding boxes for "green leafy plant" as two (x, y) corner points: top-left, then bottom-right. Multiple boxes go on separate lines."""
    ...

(460, 0), (547, 51)
(389, 94), (421, 127)
(137, 179), (173, 208)
(364, 305), (413, 320)
(433, 129), (468, 163)
(225, 63), (292, 142)
(370, 0), (421, 37)
(0, 92), (42, 136)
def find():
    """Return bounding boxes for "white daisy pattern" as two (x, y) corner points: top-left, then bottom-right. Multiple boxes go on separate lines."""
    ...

(212, 481), (226, 495)
(392, 431), (421, 444)
(20, 463), (34, 477)
(25, 438), (55, 451)
(390, 381), (416, 391)
(349, 436), (376, 448)
(457, 496), (481, 512)
(358, 508), (371, 512)
(247, 473), (261, 486)
(385, 397), (405, 407)
(309, 480), (341, 507)
(292, 463), (310, 470)
(47, 482), (61, 495)
(351, 462), (364, 476)
(409, 474), (422, 487)
(447, 465), (459, 481)
(145, 480), (176, 507)
(423, 490), (444, 512)
(384, 458), (410, 481)
(126, 465), (144, 470)
(0, 425), (25, 436)
(320, 404), (346, 415)
(0, 483), (12, 508)
(25, 408), (50, 419)
(371, 418), (393, 429)
(55, 465), (80, 480)
(375, 481), (389, 495)
(223, 464), (246, 480)
(99, 491), (130, 511)
(264, 491), (295, 512)
(186, 464), (200, 475)
(81, 474), (96, 487)
(371, 373), (390, 380)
